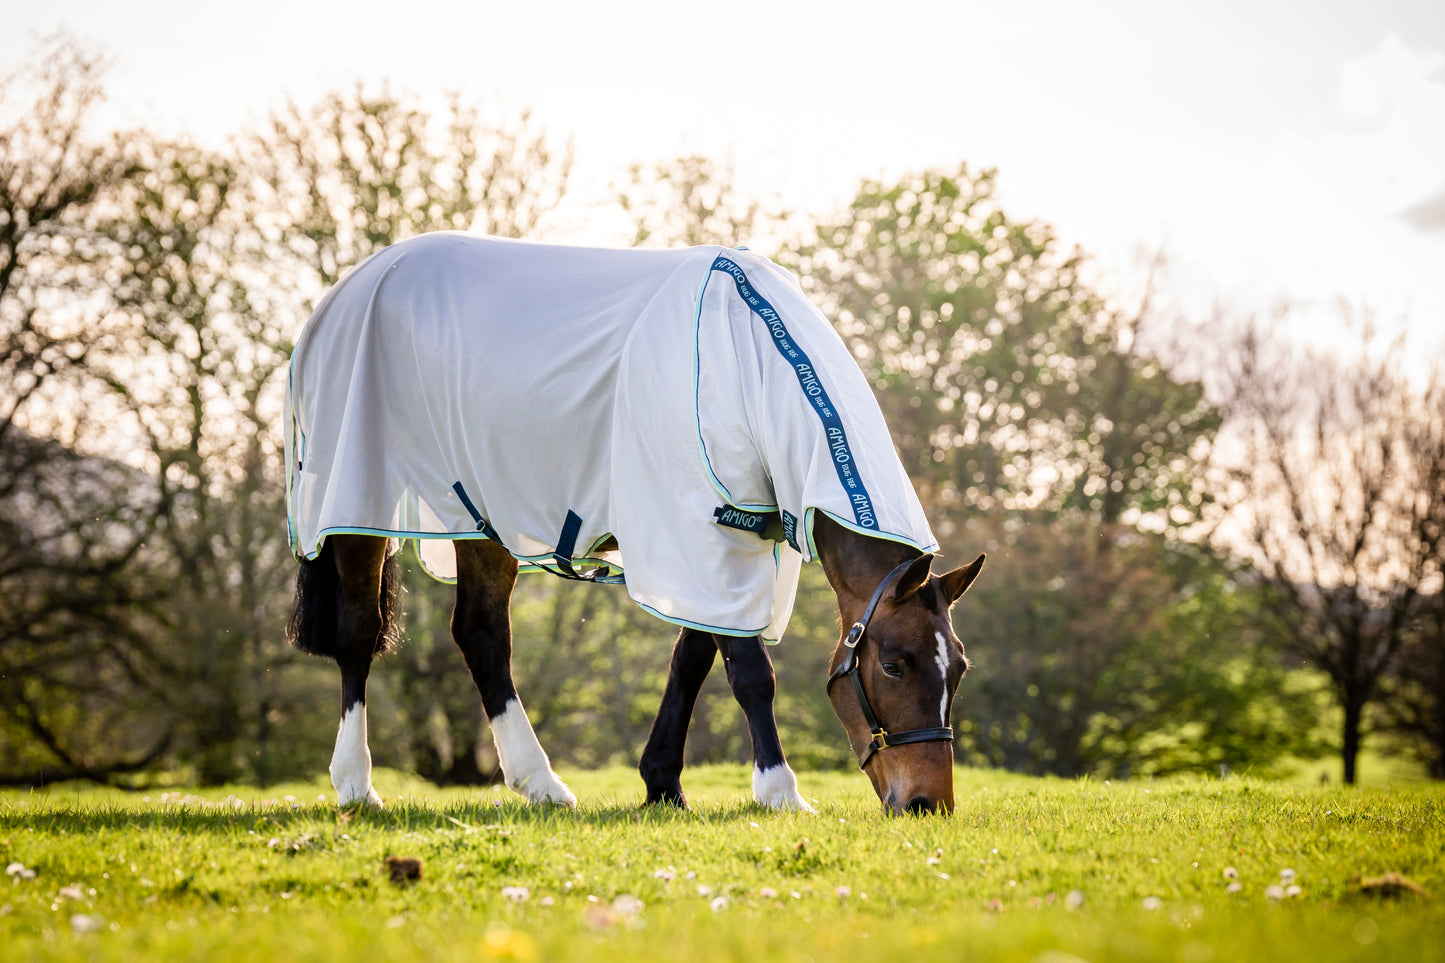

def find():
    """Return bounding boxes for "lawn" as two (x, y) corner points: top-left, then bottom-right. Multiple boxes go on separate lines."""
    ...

(3, 765), (1441, 962)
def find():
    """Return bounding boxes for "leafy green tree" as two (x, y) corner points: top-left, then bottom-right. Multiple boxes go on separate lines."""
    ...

(617, 154), (782, 249)
(792, 166), (1216, 535)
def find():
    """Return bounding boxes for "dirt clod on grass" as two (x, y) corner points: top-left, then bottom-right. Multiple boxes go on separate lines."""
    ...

(386, 856), (424, 886)
(1354, 872), (1428, 899)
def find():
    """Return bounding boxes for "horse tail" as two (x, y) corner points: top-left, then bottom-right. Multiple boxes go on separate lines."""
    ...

(287, 537), (404, 659)
(376, 545), (402, 656)
(287, 539), (340, 658)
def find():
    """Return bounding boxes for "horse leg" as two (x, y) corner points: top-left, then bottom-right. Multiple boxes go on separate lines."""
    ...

(452, 539), (576, 807)
(639, 627), (718, 807)
(328, 534), (395, 807)
(715, 635), (815, 813)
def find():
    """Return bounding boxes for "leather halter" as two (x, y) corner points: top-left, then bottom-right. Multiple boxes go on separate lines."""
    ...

(826, 557), (956, 770)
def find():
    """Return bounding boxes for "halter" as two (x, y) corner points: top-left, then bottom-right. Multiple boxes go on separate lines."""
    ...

(826, 557), (956, 770)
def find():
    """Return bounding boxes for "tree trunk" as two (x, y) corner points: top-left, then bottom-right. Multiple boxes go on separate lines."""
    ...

(1342, 694), (1364, 786)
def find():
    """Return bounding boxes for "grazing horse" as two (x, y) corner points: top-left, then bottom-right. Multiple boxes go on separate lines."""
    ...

(284, 233), (985, 815)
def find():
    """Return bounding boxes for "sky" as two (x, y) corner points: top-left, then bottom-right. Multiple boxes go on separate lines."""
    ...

(4, 0), (1443, 353)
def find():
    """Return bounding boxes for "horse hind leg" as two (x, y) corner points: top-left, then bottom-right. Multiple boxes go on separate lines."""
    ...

(325, 534), (396, 807)
(639, 627), (717, 807)
(715, 635), (815, 813)
(452, 539), (576, 807)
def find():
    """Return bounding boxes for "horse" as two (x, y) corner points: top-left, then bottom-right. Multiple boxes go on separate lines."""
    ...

(284, 233), (985, 815)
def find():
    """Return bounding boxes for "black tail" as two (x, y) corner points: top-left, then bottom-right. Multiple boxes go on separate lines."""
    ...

(376, 547), (402, 655)
(286, 538), (403, 659)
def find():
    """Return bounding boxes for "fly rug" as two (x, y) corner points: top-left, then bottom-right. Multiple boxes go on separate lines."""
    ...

(285, 233), (985, 816)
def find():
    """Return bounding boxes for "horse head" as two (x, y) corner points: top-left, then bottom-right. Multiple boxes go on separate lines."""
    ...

(823, 541), (985, 815)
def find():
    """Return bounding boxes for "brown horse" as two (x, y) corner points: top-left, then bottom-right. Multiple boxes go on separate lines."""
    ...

(283, 235), (985, 814)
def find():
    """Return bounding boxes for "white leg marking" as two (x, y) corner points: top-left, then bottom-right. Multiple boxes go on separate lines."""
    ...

(935, 632), (951, 726)
(490, 699), (578, 807)
(330, 702), (383, 807)
(753, 764), (816, 814)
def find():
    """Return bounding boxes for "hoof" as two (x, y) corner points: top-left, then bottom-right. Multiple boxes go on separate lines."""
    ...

(643, 785), (689, 809)
(512, 772), (578, 808)
(337, 786), (384, 808)
(753, 765), (816, 814)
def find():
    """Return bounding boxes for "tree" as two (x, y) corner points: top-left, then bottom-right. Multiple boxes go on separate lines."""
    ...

(1368, 362), (1445, 778)
(0, 35), (176, 786)
(1213, 319), (1445, 783)
(617, 154), (783, 249)
(82, 135), (302, 783)
(242, 86), (573, 291)
(1378, 590), (1445, 777)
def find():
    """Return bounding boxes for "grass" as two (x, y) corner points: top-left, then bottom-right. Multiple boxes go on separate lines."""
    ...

(3, 764), (1442, 962)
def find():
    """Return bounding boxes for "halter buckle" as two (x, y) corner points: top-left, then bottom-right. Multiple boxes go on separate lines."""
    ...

(872, 729), (890, 751)
(844, 622), (866, 648)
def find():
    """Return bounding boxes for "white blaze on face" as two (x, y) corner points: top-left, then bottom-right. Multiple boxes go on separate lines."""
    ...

(934, 632), (951, 725)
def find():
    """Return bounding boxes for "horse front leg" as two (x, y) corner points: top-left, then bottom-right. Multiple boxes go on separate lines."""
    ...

(452, 539), (576, 807)
(715, 635), (815, 813)
(328, 534), (395, 807)
(639, 627), (717, 807)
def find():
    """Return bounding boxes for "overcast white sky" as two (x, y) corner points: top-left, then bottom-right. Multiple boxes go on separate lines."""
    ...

(4, 0), (1443, 350)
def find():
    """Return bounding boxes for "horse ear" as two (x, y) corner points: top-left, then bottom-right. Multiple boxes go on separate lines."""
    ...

(939, 554), (986, 606)
(888, 554), (935, 602)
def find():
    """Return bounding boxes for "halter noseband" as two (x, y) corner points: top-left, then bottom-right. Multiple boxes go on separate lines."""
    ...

(826, 557), (956, 771)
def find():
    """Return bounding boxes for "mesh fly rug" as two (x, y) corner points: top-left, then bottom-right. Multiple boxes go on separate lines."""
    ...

(285, 233), (937, 641)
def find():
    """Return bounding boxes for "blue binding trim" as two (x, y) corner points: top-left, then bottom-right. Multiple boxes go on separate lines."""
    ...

(708, 255), (879, 531)
(632, 599), (769, 638)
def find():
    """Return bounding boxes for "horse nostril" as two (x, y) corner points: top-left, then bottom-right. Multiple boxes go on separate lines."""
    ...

(905, 795), (932, 814)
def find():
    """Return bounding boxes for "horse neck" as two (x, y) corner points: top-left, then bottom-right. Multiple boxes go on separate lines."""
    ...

(811, 513), (921, 621)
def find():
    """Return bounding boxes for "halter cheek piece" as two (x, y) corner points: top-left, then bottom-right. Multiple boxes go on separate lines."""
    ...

(826, 557), (956, 770)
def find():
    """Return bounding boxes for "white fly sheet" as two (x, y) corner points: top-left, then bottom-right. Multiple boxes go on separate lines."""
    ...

(285, 233), (936, 641)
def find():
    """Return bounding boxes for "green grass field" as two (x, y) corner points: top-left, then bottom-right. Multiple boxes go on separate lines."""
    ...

(3, 765), (1441, 962)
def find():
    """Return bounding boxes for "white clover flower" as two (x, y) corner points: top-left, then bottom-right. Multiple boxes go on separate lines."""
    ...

(501, 885), (530, 903)
(710, 896), (730, 912)
(612, 894), (644, 917)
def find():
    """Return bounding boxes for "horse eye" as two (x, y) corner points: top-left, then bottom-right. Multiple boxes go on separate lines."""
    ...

(880, 661), (903, 678)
